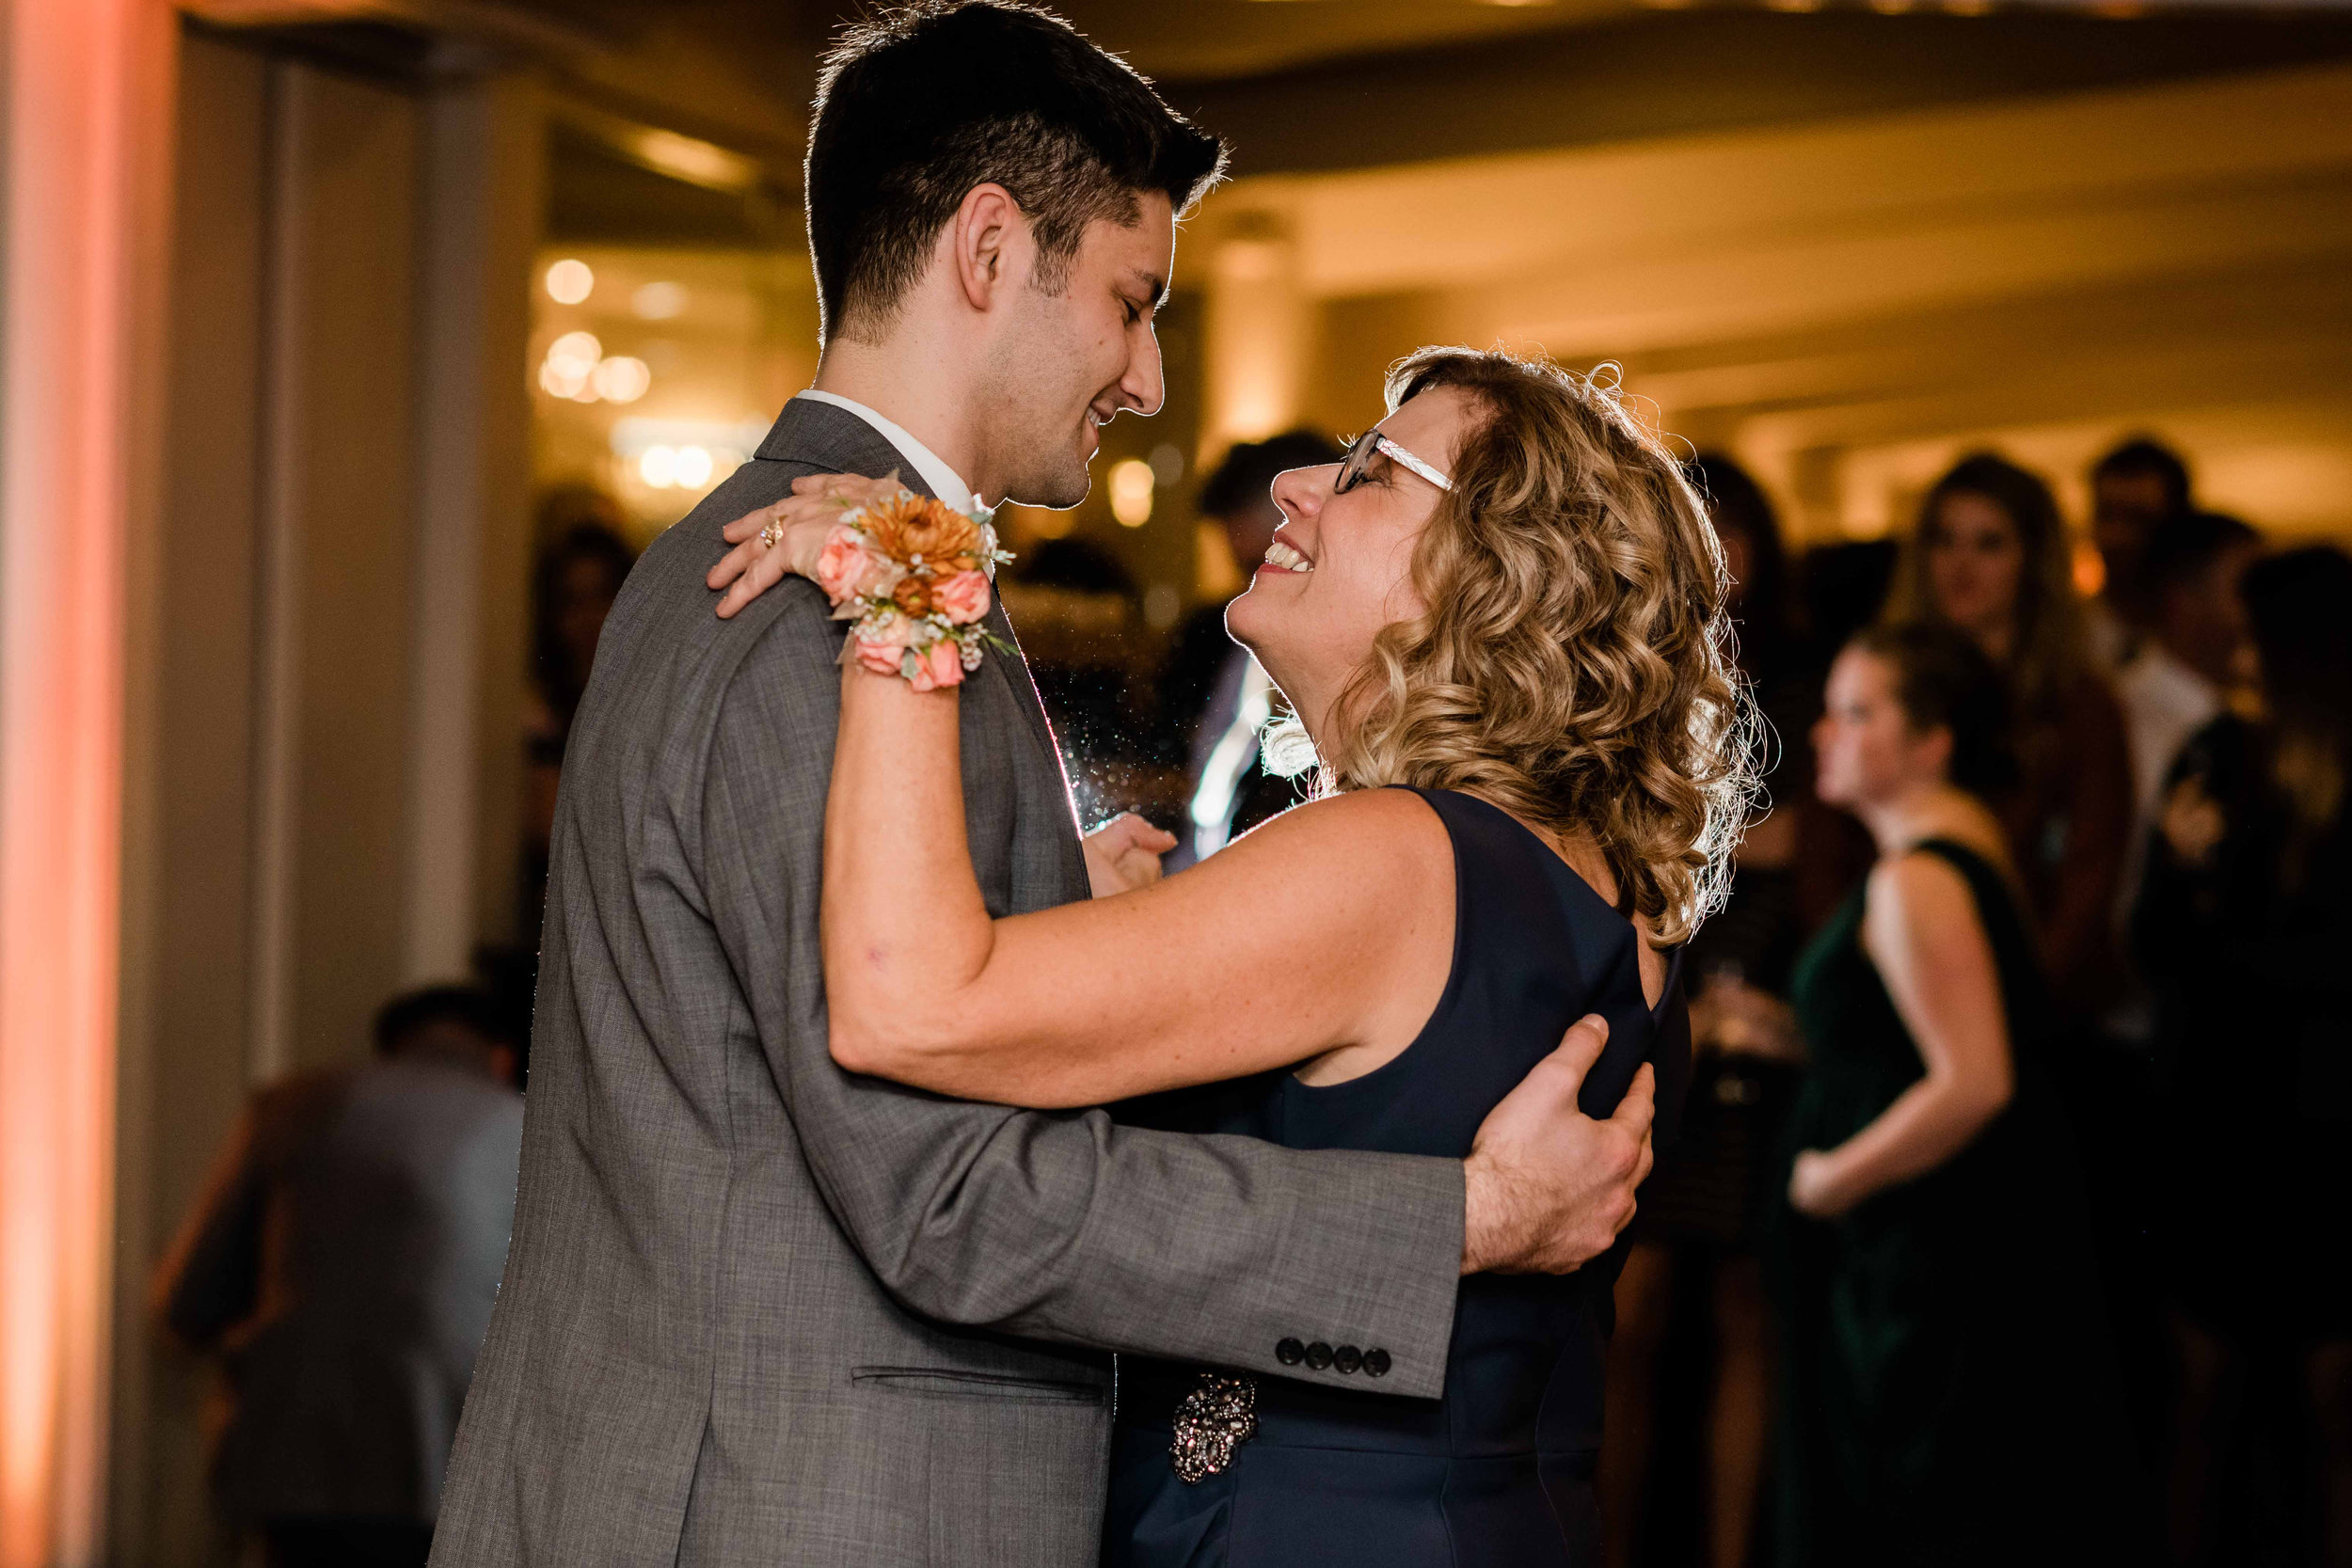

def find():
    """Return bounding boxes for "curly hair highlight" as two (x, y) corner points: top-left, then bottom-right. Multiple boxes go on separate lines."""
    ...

(1274, 346), (1754, 945)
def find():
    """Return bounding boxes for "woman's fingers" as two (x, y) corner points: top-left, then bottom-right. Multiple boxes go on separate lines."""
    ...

(721, 499), (778, 545)
(715, 540), (789, 619)
(712, 470), (912, 617)
(707, 533), (761, 591)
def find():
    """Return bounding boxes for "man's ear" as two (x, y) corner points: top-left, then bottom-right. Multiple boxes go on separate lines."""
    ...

(950, 182), (1024, 312)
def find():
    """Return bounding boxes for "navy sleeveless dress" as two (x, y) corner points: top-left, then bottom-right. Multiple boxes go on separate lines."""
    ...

(1104, 787), (1690, 1568)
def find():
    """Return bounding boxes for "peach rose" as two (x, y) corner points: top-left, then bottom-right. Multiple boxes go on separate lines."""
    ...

(816, 526), (894, 604)
(850, 610), (918, 678)
(931, 570), (991, 626)
(906, 636), (966, 692)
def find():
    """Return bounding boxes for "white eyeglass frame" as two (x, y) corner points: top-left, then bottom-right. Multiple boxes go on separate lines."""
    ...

(1338, 431), (1454, 494)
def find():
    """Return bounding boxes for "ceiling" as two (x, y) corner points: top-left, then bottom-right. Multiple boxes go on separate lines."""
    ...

(193, 0), (2352, 179)
(186, 0), (2352, 538)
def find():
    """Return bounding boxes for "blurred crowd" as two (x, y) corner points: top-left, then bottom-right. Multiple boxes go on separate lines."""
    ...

(1599, 437), (2352, 1568)
(153, 430), (2351, 1568)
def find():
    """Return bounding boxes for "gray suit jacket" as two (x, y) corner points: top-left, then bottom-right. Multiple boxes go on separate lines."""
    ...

(431, 399), (1465, 1568)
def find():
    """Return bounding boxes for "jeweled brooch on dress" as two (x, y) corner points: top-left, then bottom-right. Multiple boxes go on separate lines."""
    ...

(1170, 1372), (1258, 1483)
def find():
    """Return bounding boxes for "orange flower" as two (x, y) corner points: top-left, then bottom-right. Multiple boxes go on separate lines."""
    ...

(891, 576), (934, 617)
(859, 493), (981, 572)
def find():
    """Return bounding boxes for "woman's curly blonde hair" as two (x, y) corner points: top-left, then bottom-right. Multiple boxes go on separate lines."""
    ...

(1274, 346), (1755, 945)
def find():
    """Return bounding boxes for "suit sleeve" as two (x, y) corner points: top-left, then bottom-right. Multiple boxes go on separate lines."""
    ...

(699, 591), (1463, 1399)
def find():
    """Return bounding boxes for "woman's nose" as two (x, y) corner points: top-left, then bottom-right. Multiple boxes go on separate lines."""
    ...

(1270, 464), (1328, 521)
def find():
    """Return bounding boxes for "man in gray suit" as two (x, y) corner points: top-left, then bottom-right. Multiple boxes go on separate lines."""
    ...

(431, 8), (1654, 1566)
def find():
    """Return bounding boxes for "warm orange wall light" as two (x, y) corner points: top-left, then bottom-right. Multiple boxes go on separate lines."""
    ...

(0, 2), (173, 1564)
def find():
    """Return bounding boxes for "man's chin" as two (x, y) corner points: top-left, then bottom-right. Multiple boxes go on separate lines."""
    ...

(1003, 464), (1092, 513)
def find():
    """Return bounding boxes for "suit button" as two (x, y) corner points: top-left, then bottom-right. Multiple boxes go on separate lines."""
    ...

(1333, 1345), (1363, 1375)
(1305, 1341), (1334, 1370)
(1275, 1338), (1306, 1366)
(1362, 1348), (1391, 1378)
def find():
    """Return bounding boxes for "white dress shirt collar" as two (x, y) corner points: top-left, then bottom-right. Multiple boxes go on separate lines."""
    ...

(792, 389), (976, 515)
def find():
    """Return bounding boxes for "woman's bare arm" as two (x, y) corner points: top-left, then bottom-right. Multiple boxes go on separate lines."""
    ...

(822, 665), (1455, 1108)
(1788, 851), (2015, 1216)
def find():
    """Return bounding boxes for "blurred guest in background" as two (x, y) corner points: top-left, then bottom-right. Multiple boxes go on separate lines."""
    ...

(2088, 436), (2195, 670)
(1886, 453), (2132, 1021)
(1161, 429), (1338, 868)
(2136, 546), (2352, 1568)
(529, 508), (637, 745)
(154, 987), (525, 1568)
(523, 506), (638, 938)
(1604, 454), (1809, 1568)
(1794, 539), (1898, 669)
(1772, 624), (2138, 1568)
(2112, 511), (2261, 958)
(1787, 535), (1899, 931)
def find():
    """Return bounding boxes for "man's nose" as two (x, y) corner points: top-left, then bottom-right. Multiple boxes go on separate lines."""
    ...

(1120, 327), (1165, 418)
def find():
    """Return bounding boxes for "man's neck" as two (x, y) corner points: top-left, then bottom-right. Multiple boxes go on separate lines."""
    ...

(812, 337), (986, 499)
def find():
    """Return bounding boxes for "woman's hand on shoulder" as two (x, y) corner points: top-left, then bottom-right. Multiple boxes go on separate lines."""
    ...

(708, 471), (901, 619)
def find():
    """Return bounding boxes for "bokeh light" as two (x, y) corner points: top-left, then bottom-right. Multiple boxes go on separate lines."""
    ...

(543, 258), (594, 305)
(1108, 457), (1154, 527)
(592, 356), (651, 404)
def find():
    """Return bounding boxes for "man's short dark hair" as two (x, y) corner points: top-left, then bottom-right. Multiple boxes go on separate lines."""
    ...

(2091, 436), (2192, 513)
(2143, 509), (2259, 597)
(806, 2), (1228, 343)
(373, 985), (515, 1057)
(1198, 430), (1340, 520)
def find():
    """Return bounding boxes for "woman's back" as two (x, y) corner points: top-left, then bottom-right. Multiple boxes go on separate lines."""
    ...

(1106, 787), (1689, 1568)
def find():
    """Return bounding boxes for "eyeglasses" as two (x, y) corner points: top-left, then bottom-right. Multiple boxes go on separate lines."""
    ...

(1335, 431), (1453, 495)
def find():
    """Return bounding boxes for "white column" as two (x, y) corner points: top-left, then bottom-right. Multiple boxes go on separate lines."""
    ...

(246, 57), (308, 1084)
(405, 73), (543, 981)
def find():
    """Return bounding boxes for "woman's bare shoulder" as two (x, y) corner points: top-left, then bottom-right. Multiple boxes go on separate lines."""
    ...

(1213, 784), (1454, 883)
(1863, 848), (1987, 958)
(1148, 786), (1458, 947)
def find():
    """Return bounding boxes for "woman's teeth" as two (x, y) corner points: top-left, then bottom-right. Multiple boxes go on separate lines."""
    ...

(1263, 540), (1312, 574)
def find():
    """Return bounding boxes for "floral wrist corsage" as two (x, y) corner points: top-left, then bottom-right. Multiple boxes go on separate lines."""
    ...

(812, 487), (1015, 691)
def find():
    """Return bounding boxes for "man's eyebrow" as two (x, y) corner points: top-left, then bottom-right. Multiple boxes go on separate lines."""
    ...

(1128, 270), (1167, 308)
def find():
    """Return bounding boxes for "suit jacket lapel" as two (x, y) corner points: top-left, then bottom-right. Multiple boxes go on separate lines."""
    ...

(755, 398), (1066, 776)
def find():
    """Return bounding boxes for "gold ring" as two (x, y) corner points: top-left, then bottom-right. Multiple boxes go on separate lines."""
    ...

(758, 519), (784, 550)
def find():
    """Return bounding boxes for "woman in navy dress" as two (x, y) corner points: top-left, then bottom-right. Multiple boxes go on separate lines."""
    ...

(715, 346), (1749, 1565)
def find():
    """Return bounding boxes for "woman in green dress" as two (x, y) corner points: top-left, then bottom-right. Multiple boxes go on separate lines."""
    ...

(1772, 623), (2142, 1567)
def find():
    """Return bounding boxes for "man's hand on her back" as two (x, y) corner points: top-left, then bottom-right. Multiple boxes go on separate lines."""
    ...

(1082, 813), (1179, 898)
(1460, 1016), (1655, 1275)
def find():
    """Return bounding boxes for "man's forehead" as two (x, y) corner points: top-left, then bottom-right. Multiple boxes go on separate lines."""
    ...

(1094, 191), (1173, 261)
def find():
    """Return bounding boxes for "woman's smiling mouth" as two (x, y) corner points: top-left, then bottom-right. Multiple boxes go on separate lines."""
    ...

(1260, 539), (1313, 574)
